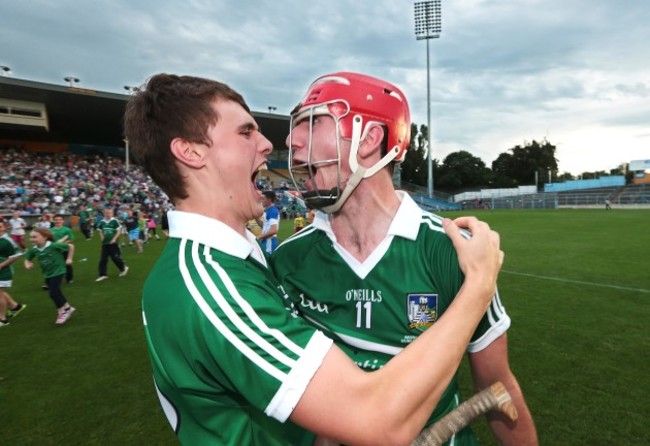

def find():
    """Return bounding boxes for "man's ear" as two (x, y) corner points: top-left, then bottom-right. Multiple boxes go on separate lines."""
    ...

(357, 124), (385, 161)
(170, 137), (206, 168)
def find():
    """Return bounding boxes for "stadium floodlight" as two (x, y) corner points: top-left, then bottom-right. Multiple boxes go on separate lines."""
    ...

(0, 65), (11, 76)
(268, 106), (277, 113)
(64, 76), (80, 87)
(414, 0), (442, 198)
(124, 138), (130, 171)
(124, 85), (138, 94)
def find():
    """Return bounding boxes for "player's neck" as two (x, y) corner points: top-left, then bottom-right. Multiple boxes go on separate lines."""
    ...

(330, 178), (399, 262)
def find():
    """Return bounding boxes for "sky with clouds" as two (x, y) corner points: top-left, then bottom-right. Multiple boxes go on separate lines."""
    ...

(1, 0), (649, 176)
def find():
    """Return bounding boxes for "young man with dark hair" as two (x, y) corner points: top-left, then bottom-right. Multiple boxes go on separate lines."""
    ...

(124, 73), (503, 445)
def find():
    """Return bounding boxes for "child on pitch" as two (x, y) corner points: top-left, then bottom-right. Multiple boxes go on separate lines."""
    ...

(0, 218), (26, 327)
(24, 228), (76, 325)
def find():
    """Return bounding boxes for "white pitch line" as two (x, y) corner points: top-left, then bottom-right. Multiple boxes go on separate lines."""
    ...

(501, 270), (650, 294)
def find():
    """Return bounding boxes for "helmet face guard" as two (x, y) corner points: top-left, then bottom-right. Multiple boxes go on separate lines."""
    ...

(288, 72), (411, 213)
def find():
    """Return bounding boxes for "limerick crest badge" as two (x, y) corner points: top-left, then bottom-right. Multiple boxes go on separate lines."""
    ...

(407, 293), (438, 330)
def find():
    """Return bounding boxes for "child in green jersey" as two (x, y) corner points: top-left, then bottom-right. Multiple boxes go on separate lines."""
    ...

(51, 214), (75, 283)
(24, 228), (76, 325)
(0, 218), (26, 327)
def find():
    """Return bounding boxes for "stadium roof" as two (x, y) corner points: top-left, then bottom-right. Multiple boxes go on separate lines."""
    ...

(0, 76), (290, 155)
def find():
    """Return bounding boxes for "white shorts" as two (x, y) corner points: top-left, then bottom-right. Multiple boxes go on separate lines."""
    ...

(0, 280), (12, 288)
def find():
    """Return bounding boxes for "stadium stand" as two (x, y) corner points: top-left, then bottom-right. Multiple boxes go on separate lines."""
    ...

(0, 147), (172, 224)
(616, 184), (650, 205)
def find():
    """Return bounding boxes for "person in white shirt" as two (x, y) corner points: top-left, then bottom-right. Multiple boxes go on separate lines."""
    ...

(8, 211), (27, 250)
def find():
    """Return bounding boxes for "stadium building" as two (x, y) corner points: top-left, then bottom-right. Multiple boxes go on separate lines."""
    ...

(0, 75), (291, 178)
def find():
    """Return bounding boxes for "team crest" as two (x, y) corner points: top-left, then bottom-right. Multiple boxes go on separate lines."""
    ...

(407, 294), (438, 330)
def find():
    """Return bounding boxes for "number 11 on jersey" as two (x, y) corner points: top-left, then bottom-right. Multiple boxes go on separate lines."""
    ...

(355, 301), (372, 329)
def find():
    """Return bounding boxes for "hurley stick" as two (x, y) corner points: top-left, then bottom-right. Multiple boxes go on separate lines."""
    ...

(411, 381), (518, 446)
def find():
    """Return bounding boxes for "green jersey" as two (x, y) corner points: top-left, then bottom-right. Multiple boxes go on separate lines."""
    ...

(98, 218), (121, 245)
(25, 241), (71, 278)
(78, 209), (90, 224)
(0, 234), (21, 282)
(270, 192), (511, 446)
(143, 211), (332, 445)
(51, 226), (74, 243)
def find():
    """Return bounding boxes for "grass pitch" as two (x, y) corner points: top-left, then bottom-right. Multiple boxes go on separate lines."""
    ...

(1, 209), (648, 445)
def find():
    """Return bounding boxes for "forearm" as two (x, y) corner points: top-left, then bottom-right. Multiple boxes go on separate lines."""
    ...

(0, 256), (20, 270)
(66, 245), (75, 262)
(486, 376), (538, 446)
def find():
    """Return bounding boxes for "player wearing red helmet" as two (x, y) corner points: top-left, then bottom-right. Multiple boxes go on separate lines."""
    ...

(288, 72), (411, 213)
(272, 72), (537, 445)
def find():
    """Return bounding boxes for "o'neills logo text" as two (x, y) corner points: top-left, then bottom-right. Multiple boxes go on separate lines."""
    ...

(345, 289), (383, 303)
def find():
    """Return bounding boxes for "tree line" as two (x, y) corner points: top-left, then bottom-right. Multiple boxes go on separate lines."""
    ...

(399, 123), (630, 194)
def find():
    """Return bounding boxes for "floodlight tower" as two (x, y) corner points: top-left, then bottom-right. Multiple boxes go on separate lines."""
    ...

(64, 76), (80, 87)
(414, 0), (441, 198)
(122, 86), (138, 171)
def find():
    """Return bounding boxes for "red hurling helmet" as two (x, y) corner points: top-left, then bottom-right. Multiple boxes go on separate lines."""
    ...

(289, 72), (412, 213)
(292, 72), (411, 162)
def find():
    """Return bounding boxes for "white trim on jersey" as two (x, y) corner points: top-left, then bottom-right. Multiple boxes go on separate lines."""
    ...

(179, 238), (298, 380)
(421, 208), (510, 353)
(305, 314), (404, 356)
(154, 377), (179, 431)
(200, 243), (305, 359)
(330, 236), (395, 280)
(177, 237), (333, 422)
(265, 330), (333, 422)
(277, 224), (318, 247)
(467, 291), (511, 353)
(168, 210), (273, 265)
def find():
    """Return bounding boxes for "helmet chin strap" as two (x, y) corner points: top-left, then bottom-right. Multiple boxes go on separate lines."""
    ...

(321, 114), (401, 214)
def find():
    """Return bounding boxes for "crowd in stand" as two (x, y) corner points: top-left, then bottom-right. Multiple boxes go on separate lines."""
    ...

(0, 148), (172, 219)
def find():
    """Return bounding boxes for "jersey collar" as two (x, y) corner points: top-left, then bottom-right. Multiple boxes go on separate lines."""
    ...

(36, 240), (52, 252)
(312, 190), (422, 241)
(167, 211), (266, 263)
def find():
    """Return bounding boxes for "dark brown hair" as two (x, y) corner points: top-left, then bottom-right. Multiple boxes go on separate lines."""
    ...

(123, 74), (251, 202)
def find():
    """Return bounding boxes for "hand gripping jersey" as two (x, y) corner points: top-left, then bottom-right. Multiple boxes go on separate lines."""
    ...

(270, 192), (511, 446)
(142, 211), (332, 445)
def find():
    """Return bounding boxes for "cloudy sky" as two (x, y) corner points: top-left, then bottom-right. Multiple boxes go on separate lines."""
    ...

(1, 0), (649, 175)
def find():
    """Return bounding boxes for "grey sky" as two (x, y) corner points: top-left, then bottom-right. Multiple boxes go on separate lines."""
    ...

(2, 0), (648, 175)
